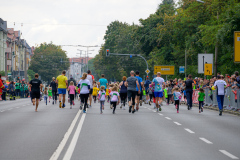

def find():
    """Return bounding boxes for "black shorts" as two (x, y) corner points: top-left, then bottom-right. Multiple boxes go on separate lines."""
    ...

(32, 91), (40, 99)
(127, 90), (136, 101)
(89, 89), (93, 95)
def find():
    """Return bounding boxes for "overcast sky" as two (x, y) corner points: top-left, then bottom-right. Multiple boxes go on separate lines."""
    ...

(0, 0), (161, 58)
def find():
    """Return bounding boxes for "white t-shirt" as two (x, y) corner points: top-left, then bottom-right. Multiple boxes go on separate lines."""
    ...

(110, 91), (119, 102)
(153, 77), (165, 92)
(214, 80), (227, 95)
(78, 79), (90, 94)
(87, 75), (94, 89)
(98, 90), (106, 101)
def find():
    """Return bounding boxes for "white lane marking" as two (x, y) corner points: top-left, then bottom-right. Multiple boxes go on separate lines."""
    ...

(0, 110), (5, 112)
(185, 128), (195, 134)
(148, 108), (151, 110)
(165, 117), (171, 120)
(174, 122), (182, 125)
(49, 110), (82, 160)
(63, 112), (86, 160)
(8, 108), (13, 110)
(158, 113), (163, 116)
(199, 138), (213, 144)
(152, 110), (156, 112)
(219, 150), (239, 159)
(15, 107), (19, 109)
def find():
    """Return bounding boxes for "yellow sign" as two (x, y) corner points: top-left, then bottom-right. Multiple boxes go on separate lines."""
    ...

(145, 69), (150, 74)
(234, 31), (240, 63)
(204, 63), (212, 76)
(154, 66), (175, 75)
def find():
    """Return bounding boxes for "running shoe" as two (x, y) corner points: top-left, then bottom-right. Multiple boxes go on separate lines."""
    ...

(140, 100), (142, 106)
(123, 106), (126, 110)
(187, 104), (190, 110)
(177, 110), (179, 113)
(110, 104), (113, 109)
(136, 106), (139, 111)
(83, 110), (86, 113)
(219, 110), (222, 116)
(113, 111), (115, 114)
(159, 106), (162, 111)
(89, 105), (92, 108)
(62, 103), (65, 108)
(70, 106), (72, 109)
(120, 104), (122, 109)
(201, 107), (203, 112)
(59, 102), (62, 108)
(102, 106), (104, 110)
(87, 104), (89, 108)
(73, 101), (75, 105)
(100, 111), (103, 114)
(129, 106), (132, 113)
(52, 101), (54, 105)
(132, 109), (135, 114)
(175, 105), (177, 109)
(199, 110), (201, 113)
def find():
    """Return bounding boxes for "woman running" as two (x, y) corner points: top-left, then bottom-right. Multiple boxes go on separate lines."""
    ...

(78, 73), (91, 113)
(119, 76), (128, 110)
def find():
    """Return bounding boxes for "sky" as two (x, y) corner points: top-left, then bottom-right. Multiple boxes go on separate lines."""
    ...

(0, 0), (161, 58)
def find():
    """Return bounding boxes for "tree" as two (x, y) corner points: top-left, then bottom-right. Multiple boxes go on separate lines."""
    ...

(29, 42), (69, 82)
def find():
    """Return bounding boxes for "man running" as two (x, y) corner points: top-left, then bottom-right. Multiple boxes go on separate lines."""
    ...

(87, 70), (94, 108)
(126, 71), (140, 114)
(50, 77), (58, 105)
(29, 73), (43, 112)
(214, 75), (227, 116)
(99, 74), (108, 91)
(152, 72), (165, 111)
(144, 77), (151, 104)
(185, 74), (194, 110)
(56, 70), (68, 108)
(135, 71), (144, 111)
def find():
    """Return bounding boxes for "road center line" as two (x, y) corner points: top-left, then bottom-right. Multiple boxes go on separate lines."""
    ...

(148, 108), (151, 110)
(219, 150), (239, 159)
(63, 112), (86, 160)
(0, 110), (5, 112)
(165, 117), (171, 120)
(199, 137), (213, 144)
(49, 110), (82, 160)
(158, 113), (163, 116)
(185, 128), (195, 134)
(174, 122), (182, 125)
(153, 110), (156, 112)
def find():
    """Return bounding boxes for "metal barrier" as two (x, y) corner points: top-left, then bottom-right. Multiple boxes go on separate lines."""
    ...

(195, 88), (239, 110)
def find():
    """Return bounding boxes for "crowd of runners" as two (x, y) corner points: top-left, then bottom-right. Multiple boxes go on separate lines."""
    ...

(0, 70), (240, 115)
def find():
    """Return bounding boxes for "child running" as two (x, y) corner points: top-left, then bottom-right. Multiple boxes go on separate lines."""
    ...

(48, 87), (52, 103)
(198, 88), (205, 113)
(43, 87), (48, 105)
(110, 85), (120, 114)
(78, 73), (91, 113)
(92, 84), (99, 103)
(68, 81), (76, 109)
(173, 87), (181, 113)
(98, 86), (106, 114)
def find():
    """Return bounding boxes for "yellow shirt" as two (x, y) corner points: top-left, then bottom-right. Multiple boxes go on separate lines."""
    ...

(57, 75), (68, 89)
(92, 87), (99, 96)
(106, 89), (109, 96)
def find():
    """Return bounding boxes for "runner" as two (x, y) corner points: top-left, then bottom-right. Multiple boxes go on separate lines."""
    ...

(50, 77), (58, 105)
(126, 71), (140, 114)
(135, 71), (144, 111)
(67, 81), (76, 109)
(185, 74), (194, 110)
(152, 72), (165, 112)
(29, 73), (43, 112)
(99, 74), (108, 91)
(78, 73), (91, 113)
(110, 85), (120, 114)
(87, 70), (94, 108)
(98, 86), (106, 114)
(56, 71), (68, 108)
(144, 77), (151, 104)
(119, 76), (127, 110)
(214, 75), (227, 116)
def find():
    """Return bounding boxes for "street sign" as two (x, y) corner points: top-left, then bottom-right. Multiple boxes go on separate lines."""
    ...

(204, 63), (212, 75)
(145, 69), (150, 74)
(234, 31), (240, 63)
(154, 66), (174, 75)
(179, 66), (185, 73)
(198, 54), (213, 74)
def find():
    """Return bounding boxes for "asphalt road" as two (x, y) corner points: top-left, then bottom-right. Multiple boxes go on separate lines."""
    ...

(0, 98), (239, 160)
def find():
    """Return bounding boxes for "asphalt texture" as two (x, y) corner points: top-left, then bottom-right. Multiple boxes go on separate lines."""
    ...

(0, 98), (240, 160)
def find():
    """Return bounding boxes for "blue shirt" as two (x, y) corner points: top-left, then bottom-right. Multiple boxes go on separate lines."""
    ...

(152, 77), (165, 92)
(99, 78), (108, 89)
(144, 80), (151, 91)
(135, 76), (142, 91)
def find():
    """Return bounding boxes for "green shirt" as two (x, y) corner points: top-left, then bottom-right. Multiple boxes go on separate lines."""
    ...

(164, 89), (168, 98)
(198, 92), (205, 101)
(24, 84), (28, 91)
(15, 83), (20, 89)
(20, 84), (24, 91)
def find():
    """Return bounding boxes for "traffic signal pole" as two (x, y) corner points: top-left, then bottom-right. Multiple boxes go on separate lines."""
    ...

(106, 50), (149, 76)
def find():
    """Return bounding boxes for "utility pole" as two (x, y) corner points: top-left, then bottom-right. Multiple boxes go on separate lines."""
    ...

(185, 49), (187, 78)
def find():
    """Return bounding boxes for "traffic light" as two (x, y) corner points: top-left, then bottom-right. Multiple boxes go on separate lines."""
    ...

(106, 49), (110, 57)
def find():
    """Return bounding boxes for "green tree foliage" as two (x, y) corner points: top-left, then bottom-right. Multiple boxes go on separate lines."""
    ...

(92, 0), (240, 81)
(29, 42), (69, 81)
(27, 69), (35, 80)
